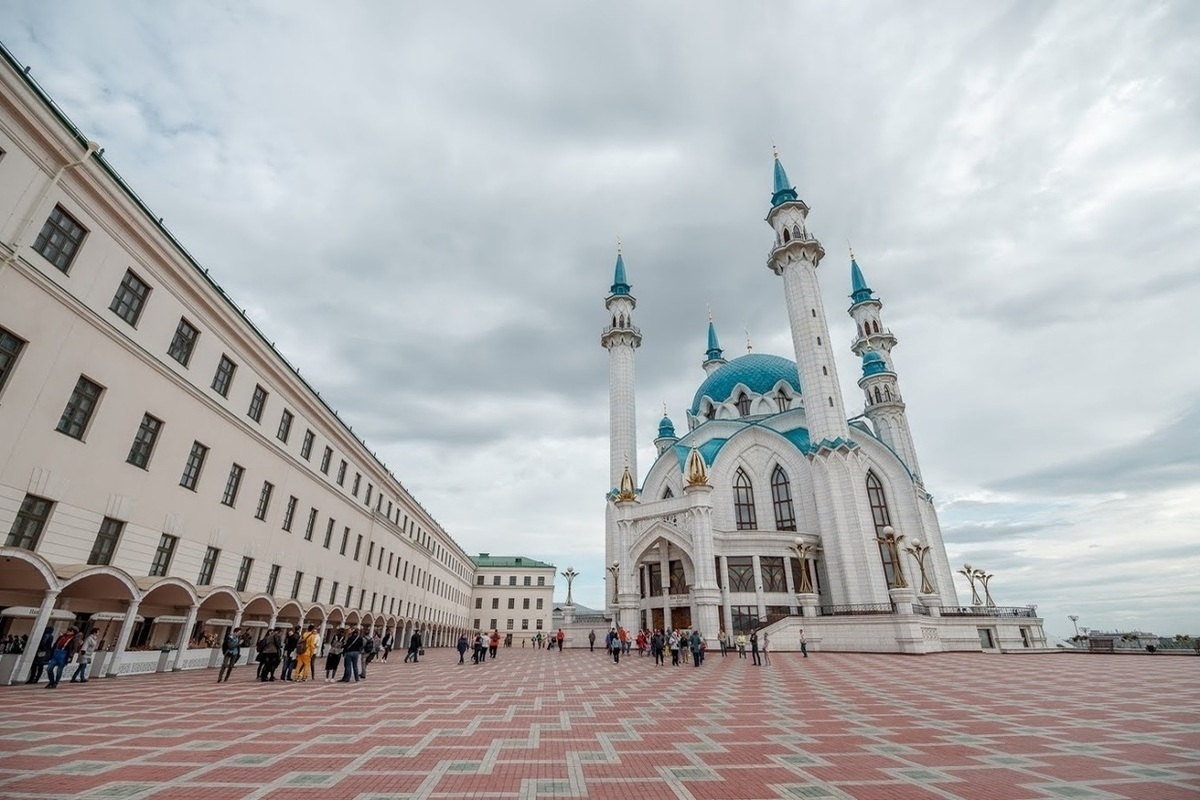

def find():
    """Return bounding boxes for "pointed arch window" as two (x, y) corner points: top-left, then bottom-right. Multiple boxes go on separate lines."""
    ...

(874, 386), (882, 404)
(733, 468), (757, 530)
(771, 465), (797, 531)
(782, 228), (791, 243)
(866, 471), (899, 588)
(662, 486), (674, 499)
(775, 389), (789, 413)
(736, 392), (751, 416)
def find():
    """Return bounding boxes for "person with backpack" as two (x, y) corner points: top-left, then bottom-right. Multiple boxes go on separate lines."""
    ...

(218, 627), (243, 683)
(45, 627), (80, 689)
(360, 632), (376, 680)
(295, 624), (317, 682)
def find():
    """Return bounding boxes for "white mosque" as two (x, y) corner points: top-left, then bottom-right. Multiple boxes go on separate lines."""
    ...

(599, 153), (1045, 653)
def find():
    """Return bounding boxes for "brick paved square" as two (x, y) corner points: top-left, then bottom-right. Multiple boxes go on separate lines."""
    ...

(0, 650), (1196, 799)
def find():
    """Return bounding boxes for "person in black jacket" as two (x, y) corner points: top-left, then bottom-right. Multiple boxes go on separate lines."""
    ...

(340, 627), (363, 682)
(404, 629), (422, 663)
(280, 629), (299, 682)
(25, 627), (54, 684)
(259, 628), (283, 682)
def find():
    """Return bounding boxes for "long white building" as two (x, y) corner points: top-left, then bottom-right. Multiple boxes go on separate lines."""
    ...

(0, 43), (502, 681)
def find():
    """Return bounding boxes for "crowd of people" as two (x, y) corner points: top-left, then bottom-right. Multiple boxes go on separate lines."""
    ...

(590, 626), (807, 666)
(216, 625), (424, 684)
(19, 625), (101, 687)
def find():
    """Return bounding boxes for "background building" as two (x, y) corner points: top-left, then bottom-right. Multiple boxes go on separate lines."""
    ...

(602, 154), (1047, 653)
(0, 43), (498, 681)
(469, 554), (556, 640)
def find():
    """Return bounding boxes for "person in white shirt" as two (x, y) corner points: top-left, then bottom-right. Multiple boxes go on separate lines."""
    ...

(69, 627), (99, 683)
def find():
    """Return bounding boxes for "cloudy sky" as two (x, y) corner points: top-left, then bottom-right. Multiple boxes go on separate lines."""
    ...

(3, 1), (1197, 637)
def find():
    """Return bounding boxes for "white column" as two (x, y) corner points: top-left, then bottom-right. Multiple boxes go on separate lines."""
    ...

(752, 555), (766, 621)
(784, 555), (797, 613)
(106, 600), (142, 677)
(9, 588), (59, 685)
(659, 540), (671, 628)
(171, 603), (201, 671)
(719, 555), (733, 636)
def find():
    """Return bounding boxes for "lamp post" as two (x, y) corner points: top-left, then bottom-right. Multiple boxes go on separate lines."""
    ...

(1069, 615), (1079, 638)
(958, 563), (982, 605)
(877, 526), (908, 589)
(790, 537), (819, 594)
(975, 570), (995, 609)
(562, 567), (579, 607)
(607, 562), (620, 606)
(903, 538), (935, 595)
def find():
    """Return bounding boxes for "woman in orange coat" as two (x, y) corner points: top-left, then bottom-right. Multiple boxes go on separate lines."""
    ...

(295, 624), (317, 682)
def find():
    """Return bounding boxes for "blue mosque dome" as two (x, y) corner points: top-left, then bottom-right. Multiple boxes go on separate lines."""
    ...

(658, 414), (676, 439)
(861, 350), (889, 377)
(690, 353), (802, 414)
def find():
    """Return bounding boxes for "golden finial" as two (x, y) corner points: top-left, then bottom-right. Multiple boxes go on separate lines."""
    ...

(848, 240), (855, 260)
(685, 446), (709, 486)
(771, 137), (778, 159)
(745, 325), (753, 353)
(617, 461), (637, 501)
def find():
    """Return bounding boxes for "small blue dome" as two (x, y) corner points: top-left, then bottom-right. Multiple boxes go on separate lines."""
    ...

(658, 415), (676, 439)
(691, 353), (802, 414)
(861, 350), (889, 377)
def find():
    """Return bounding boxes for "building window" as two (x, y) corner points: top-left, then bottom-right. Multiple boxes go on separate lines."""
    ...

(506, 619), (514, 630)
(320, 446), (332, 474)
(867, 471), (899, 588)
(266, 564), (281, 595)
(733, 468), (757, 530)
(276, 409), (293, 443)
(179, 441), (208, 490)
(56, 375), (103, 440)
(492, 576), (501, 586)
(537, 576), (546, 586)
(126, 413), (163, 469)
(492, 598), (499, 609)
(5, 494), (53, 550)
(221, 463), (244, 507)
(211, 355), (237, 397)
(340, 526), (350, 555)
(247, 384), (268, 423)
(290, 571), (303, 599)
(198, 546), (220, 585)
(88, 517), (123, 565)
(0, 327), (27, 396)
(365, 484), (373, 506)
(329, 580), (339, 604)
(109, 269), (151, 327)
(345, 584), (353, 606)
(727, 557), (755, 593)
(323, 518), (335, 549)
(305, 508), (318, 541)
(337, 460), (347, 486)
(775, 389), (789, 413)
(771, 465), (797, 531)
(521, 619), (529, 630)
(149, 534), (178, 577)
(508, 575), (516, 586)
(255, 481), (274, 520)
(474, 598), (482, 609)
(535, 619), (543, 630)
(353, 534), (363, 561)
(730, 605), (760, 635)
(536, 598), (544, 610)
(522, 598), (530, 610)
(33, 205), (87, 273)
(311, 577), (323, 604)
(236, 557), (253, 592)
(476, 575), (484, 585)
(736, 392), (751, 416)
(282, 495), (298, 531)
(367, 542), (375, 564)
(301, 429), (314, 460)
(352, 473), (361, 496)
(490, 618), (498, 630)
(167, 318), (198, 367)
(761, 556), (787, 592)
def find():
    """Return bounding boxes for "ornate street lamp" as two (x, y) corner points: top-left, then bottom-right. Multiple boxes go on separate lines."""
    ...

(562, 567), (579, 606)
(790, 537), (819, 594)
(1069, 615), (1079, 637)
(903, 538), (935, 595)
(958, 563), (982, 605)
(878, 525), (908, 589)
(975, 569), (996, 609)
(607, 561), (620, 605)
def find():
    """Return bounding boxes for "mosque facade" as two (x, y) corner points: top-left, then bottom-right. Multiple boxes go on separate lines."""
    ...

(601, 155), (1045, 653)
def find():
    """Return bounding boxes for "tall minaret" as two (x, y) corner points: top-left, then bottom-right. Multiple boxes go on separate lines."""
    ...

(765, 150), (849, 445)
(850, 253), (922, 481)
(847, 250), (897, 370)
(702, 311), (727, 375)
(601, 245), (642, 491)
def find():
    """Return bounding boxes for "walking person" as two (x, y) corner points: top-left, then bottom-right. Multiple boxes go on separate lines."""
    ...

(489, 629), (500, 660)
(25, 626), (54, 685)
(736, 632), (747, 659)
(750, 629), (761, 666)
(588, 630), (596, 652)
(457, 633), (469, 664)
(218, 627), (242, 683)
(689, 630), (702, 668)
(280, 628), (298, 682)
(556, 628), (565, 651)
(762, 632), (771, 666)
(381, 630), (394, 662)
(259, 627), (283, 682)
(799, 628), (808, 658)
(45, 627), (80, 689)
(609, 628), (621, 664)
(69, 627), (99, 683)
(404, 628), (422, 664)
(651, 630), (665, 666)
(324, 628), (346, 682)
(718, 629), (728, 657)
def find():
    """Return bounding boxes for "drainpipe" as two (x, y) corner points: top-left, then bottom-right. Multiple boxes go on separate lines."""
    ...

(0, 138), (100, 278)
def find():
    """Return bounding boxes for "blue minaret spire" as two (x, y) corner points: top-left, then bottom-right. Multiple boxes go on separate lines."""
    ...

(701, 308), (727, 375)
(770, 145), (799, 208)
(610, 247), (631, 296)
(850, 253), (876, 305)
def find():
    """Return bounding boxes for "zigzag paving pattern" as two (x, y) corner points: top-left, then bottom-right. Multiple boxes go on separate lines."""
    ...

(0, 649), (1196, 799)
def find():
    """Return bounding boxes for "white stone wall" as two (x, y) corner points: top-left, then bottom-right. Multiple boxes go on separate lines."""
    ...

(468, 564), (555, 636)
